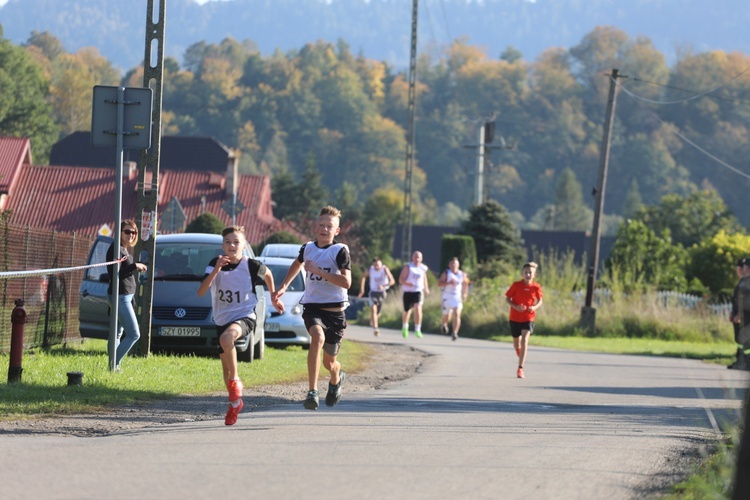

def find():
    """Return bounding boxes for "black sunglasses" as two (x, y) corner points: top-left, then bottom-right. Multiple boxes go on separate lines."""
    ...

(122, 229), (137, 235)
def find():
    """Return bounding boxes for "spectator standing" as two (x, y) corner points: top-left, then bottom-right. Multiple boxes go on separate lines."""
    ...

(730, 257), (750, 371)
(106, 219), (147, 370)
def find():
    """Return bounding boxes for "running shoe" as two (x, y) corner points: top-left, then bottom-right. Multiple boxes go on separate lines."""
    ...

(452, 332), (458, 341)
(325, 371), (347, 407)
(517, 367), (525, 379)
(304, 389), (319, 410)
(227, 379), (243, 402)
(402, 328), (409, 338)
(373, 329), (380, 337)
(440, 323), (449, 335)
(224, 398), (244, 426)
(415, 330), (423, 338)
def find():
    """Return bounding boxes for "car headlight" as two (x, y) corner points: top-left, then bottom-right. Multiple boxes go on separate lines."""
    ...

(291, 303), (303, 315)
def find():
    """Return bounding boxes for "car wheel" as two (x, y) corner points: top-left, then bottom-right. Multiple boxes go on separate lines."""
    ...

(237, 339), (254, 363)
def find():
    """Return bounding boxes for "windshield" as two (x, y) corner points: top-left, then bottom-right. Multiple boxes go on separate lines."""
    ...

(154, 242), (250, 280)
(265, 263), (305, 292)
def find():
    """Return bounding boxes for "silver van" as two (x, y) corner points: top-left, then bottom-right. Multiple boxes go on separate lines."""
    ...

(79, 233), (266, 362)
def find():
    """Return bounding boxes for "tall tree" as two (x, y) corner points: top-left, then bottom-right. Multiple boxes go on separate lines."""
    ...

(606, 219), (688, 292)
(635, 189), (741, 248)
(459, 200), (525, 265)
(553, 167), (591, 230)
(0, 35), (58, 163)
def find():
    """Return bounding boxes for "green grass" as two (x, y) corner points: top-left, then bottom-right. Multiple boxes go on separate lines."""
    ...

(662, 438), (737, 499)
(0, 339), (371, 419)
(491, 335), (737, 364)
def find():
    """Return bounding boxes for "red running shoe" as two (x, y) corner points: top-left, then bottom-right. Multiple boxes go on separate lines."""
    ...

(225, 399), (244, 426)
(227, 379), (243, 402)
(517, 367), (525, 379)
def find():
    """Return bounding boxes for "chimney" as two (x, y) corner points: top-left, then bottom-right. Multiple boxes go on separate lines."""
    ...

(226, 151), (238, 198)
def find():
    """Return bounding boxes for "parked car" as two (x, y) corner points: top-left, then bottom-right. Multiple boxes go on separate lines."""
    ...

(79, 233), (266, 362)
(259, 243), (302, 259)
(257, 256), (311, 349)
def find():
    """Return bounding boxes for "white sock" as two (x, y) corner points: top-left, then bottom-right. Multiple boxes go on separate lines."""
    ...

(230, 398), (242, 407)
(415, 324), (421, 332)
(403, 323), (408, 330)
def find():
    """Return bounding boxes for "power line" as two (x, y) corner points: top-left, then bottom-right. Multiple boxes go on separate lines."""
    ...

(614, 76), (750, 181)
(631, 77), (750, 106)
(618, 65), (750, 105)
(438, 0), (453, 42)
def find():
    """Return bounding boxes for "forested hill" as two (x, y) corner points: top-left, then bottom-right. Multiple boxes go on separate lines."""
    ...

(1, 0), (749, 73)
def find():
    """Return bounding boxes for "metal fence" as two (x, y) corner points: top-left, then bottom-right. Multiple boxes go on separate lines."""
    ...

(0, 220), (95, 353)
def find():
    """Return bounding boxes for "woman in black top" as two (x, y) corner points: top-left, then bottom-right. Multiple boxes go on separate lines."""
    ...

(106, 219), (147, 369)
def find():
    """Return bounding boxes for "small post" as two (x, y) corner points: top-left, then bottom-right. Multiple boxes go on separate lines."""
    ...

(66, 371), (84, 386)
(9, 299), (27, 383)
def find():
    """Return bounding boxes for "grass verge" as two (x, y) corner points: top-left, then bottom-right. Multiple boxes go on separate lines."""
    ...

(0, 339), (371, 419)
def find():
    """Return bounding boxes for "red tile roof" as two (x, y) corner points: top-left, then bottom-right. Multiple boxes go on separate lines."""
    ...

(4, 164), (294, 245)
(5, 165), (139, 237)
(155, 170), (282, 243)
(0, 137), (31, 203)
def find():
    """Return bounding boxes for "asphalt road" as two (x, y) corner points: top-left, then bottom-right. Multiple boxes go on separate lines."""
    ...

(2, 325), (749, 500)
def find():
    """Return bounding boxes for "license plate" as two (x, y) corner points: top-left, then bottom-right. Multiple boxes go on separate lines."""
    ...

(159, 326), (201, 337)
(264, 322), (280, 332)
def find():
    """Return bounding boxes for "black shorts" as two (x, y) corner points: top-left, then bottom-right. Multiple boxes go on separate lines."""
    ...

(216, 316), (256, 354)
(369, 291), (387, 310)
(509, 320), (534, 338)
(403, 291), (423, 311)
(302, 307), (346, 356)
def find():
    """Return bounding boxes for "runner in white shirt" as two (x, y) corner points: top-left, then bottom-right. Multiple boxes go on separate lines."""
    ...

(358, 257), (395, 336)
(437, 256), (469, 341)
(197, 225), (284, 425)
(398, 250), (430, 338)
(273, 206), (352, 411)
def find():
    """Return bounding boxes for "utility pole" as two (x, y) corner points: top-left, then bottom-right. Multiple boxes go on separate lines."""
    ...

(135, 0), (166, 355)
(401, 0), (418, 262)
(463, 119), (512, 206)
(580, 68), (621, 334)
(474, 124), (486, 205)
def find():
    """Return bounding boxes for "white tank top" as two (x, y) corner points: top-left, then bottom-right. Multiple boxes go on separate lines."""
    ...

(442, 269), (465, 299)
(368, 266), (390, 292)
(301, 241), (350, 306)
(206, 256), (258, 326)
(402, 263), (428, 293)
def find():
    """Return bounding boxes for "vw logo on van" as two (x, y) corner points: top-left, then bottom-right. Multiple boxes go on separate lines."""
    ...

(174, 308), (187, 318)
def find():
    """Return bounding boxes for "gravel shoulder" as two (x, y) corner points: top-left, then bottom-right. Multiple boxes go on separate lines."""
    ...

(0, 342), (430, 438)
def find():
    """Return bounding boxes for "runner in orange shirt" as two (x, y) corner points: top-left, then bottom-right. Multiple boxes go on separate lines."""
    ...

(505, 262), (543, 379)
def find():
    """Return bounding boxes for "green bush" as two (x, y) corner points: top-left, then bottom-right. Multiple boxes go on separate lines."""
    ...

(439, 234), (477, 275)
(185, 212), (225, 234)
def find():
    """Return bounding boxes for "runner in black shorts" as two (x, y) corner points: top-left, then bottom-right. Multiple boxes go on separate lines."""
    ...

(357, 257), (395, 336)
(273, 206), (352, 411)
(302, 307), (347, 356)
(402, 291), (422, 311)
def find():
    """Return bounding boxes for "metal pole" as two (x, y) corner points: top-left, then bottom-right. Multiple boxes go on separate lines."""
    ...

(110, 86), (125, 371)
(581, 68), (620, 333)
(401, 0), (418, 262)
(474, 124), (485, 206)
(135, 0), (166, 356)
